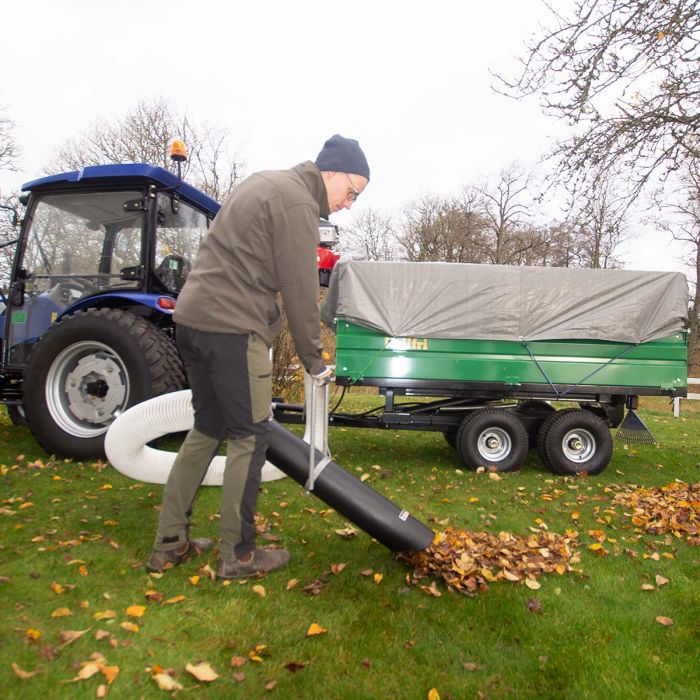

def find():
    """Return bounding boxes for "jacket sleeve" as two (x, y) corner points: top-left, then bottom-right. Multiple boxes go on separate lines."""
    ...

(273, 202), (326, 375)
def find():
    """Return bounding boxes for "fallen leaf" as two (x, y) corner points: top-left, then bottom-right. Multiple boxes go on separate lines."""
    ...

(95, 630), (111, 641)
(25, 628), (41, 642)
(120, 622), (139, 633)
(59, 629), (90, 645)
(96, 685), (107, 698)
(126, 605), (146, 618)
(163, 595), (185, 605)
(230, 656), (247, 668)
(185, 661), (219, 682)
(463, 662), (479, 672)
(335, 527), (357, 539)
(656, 616), (674, 626)
(71, 661), (101, 682)
(253, 585), (266, 598)
(93, 610), (116, 621)
(234, 671), (246, 682)
(525, 577), (541, 590)
(51, 607), (72, 618)
(144, 590), (163, 603)
(266, 679), (278, 690)
(12, 662), (39, 679)
(488, 472), (502, 481)
(284, 661), (310, 672)
(525, 597), (543, 614)
(641, 584), (656, 591)
(330, 563), (346, 575)
(373, 573), (383, 584)
(306, 622), (327, 637)
(655, 575), (670, 587)
(189, 575), (200, 586)
(100, 664), (119, 685)
(428, 689), (441, 700)
(360, 569), (373, 577)
(152, 673), (183, 691)
(286, 578), (299, 590)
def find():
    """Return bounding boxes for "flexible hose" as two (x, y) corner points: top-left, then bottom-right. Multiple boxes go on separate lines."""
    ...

(104, 390), (285, 485)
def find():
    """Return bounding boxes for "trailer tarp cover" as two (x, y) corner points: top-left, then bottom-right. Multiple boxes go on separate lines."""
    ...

(321, 260), (689, 344)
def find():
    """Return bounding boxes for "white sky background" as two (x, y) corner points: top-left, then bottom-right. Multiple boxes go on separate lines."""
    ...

(0, 0), (690, 275)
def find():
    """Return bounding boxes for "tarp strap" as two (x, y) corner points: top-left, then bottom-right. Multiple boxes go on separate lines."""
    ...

(349, 336), (394, 385)
(519, 336), (638, 398)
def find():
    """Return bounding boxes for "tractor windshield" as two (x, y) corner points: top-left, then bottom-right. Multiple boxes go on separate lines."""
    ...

(154, 193), (209, 294)
(20, 190), (144, 303)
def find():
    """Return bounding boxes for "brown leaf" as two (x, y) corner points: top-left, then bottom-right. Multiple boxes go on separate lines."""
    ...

(284, 660), (310, 672)
(655, 575), (670, 587)
(525, 597), (543, 614)
(330, 563), (346, 575)
(59, 629), (90, 646)
(335, 527), (357, 539)
(265, 679), (278, 691)
(230, 656), (247, 668)
(185, 661), (219, 682)
(655, 616), (674, 626)
(144, 590), (163, 603)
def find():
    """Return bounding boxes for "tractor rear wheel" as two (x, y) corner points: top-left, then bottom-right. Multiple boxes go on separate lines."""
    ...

(23, 308), (184, 460)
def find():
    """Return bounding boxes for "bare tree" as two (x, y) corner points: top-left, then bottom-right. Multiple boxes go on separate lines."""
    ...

(498, 0), (700, 206)
(0, 107), (19, 173)
(475, 164), (537, 264)
(650, 162), (700, 369)
(340, 208), (398, 260)
(397, 193), (490, 263)
(568, 169), (629, 268)
(47, 98), (244, 201)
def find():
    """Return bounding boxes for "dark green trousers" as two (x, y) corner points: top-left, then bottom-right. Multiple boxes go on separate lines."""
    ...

(154, 326), (272, 560)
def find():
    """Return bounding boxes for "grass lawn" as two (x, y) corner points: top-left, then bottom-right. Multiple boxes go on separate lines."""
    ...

(1, 395), (699, 699)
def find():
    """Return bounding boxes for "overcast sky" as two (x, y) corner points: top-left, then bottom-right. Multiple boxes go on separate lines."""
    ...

(0, 0), (690, 274)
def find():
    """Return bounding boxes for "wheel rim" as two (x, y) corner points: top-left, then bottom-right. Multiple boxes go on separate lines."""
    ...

(561, 428), (596, 463)
(45, 341), (130, 438)
(476, 427), (512, 462)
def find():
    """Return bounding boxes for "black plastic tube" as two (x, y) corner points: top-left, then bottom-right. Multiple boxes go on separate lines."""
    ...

(266, 421), (434, 553)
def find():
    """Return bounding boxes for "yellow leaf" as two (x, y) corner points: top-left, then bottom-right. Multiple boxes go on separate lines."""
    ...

(163, 595), (186, 605)
(429, 689), (441, 700)
(360, 473), (370, 482)
(658, 30), (665, 41)
(120, 622), (139, 633)
(51, 607), (72, 618)
(641, 583), (655, 591)
(306, 622), (328, 637)
(488, 472), (502, 481)
(589, 543), (603, 551)
(78, 565), (88, 577)
(525, 578), (541, 590)
(19, 502), (35, 509)
(253, 584), (266, 598)
(153, 673), (183, 691)
(93, 610), (116, 621)
(25, 628), (41, 641)
(185, 661), (219, 682)
(286, 578), (299, 590)
(189, 575), (200, 586)
(51, 582), (65, 595)
(373, 573), (383, 584)
(126, 605), (146, 618)
(99, 663), (119, 685)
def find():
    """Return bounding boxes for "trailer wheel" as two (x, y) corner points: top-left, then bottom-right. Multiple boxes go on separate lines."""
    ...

(455, 409), (528, 472)
(540, 409), (613, 476)
(443, 430), (457, 448)
(7, 403), (28, 426)
(23, 308), (184, 460)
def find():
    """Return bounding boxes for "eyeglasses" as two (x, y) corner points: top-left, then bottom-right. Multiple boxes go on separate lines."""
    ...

(345, 173), (360, 202)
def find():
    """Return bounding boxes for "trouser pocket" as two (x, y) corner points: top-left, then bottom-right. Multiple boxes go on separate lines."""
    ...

(247, 333), (272, 424)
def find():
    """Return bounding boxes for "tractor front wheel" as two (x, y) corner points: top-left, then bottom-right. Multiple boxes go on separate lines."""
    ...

(23, 308), (184, 460)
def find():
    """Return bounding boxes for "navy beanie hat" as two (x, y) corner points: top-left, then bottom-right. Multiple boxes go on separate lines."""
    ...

(314, 134), (370, 181)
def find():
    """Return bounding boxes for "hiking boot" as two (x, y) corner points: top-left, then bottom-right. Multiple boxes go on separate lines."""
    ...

(146, 537), (213, 573)
(216, 547), (291, 579)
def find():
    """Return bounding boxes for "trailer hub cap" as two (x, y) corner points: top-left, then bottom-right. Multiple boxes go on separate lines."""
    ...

(477, 427), (511, 462)
(46, 341), (130, 436)
(561, 428), (596, 463)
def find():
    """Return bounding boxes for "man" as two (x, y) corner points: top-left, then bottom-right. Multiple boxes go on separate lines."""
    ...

(147, 135), (370, 579)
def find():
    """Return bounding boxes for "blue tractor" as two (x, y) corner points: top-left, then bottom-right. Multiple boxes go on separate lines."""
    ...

(0, 161), (221, 459)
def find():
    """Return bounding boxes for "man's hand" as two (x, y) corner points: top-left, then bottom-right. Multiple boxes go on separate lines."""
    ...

(311, 366), (333, 388)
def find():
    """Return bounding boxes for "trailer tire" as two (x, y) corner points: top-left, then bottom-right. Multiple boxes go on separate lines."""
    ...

(455, 409), (528, 472)
(7, 403), (28, 427)
(540, 409), (613, 476)
(443, 430), (457, 448)
(23, 308), (185, 460)
(536, 409), (578, 472)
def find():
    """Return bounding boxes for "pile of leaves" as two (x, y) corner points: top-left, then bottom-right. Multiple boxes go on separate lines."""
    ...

(399, 527), (580, 597)
(613, 481), (700, 545)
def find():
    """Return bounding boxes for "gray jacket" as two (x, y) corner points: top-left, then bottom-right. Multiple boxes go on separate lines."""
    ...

(174, 160), (329, 375)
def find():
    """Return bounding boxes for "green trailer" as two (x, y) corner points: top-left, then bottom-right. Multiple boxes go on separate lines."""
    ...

(312, 260), (689, 476)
